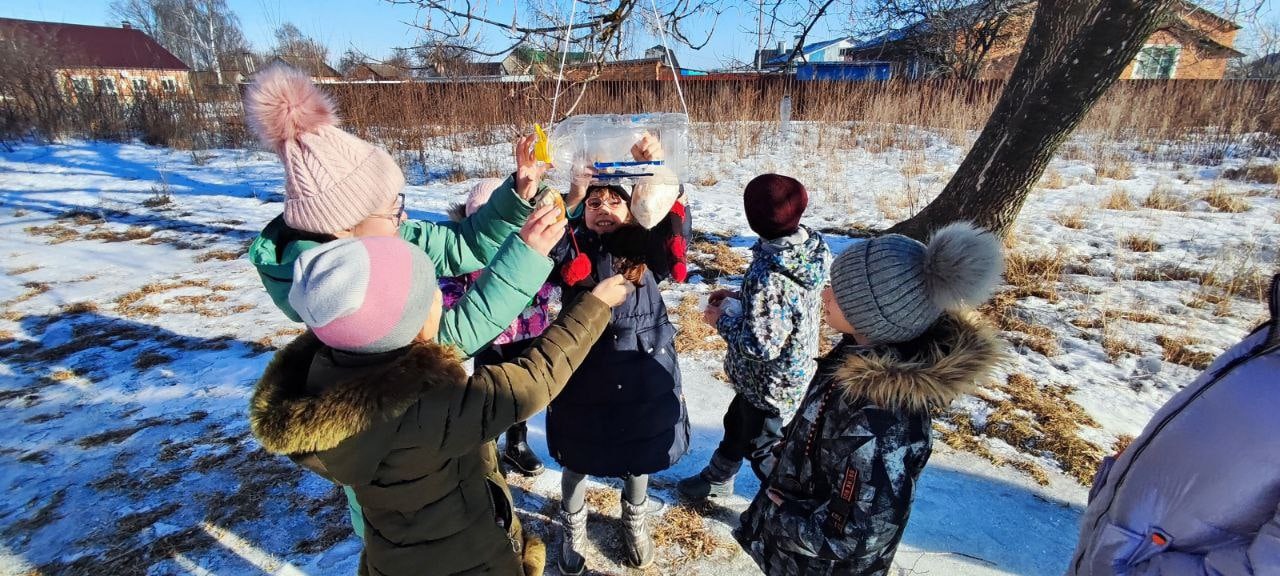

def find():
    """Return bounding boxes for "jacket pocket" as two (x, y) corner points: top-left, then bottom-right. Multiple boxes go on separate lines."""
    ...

(1098, 523), (1173, 574)
(483, 477), (520, 554)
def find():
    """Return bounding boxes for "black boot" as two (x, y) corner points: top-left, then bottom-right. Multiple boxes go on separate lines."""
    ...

(503, 422), (544, 476)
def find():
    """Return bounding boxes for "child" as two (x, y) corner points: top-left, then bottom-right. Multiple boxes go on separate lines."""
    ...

(548, 182), (691, 573)
(240, 65), (564, 540)
(440, 178), (562, 476)
(243, 64), (557, 358)
(249, 235), (633, 576)
(734, 223), (1005, 576)
(679, 174), (831, 501)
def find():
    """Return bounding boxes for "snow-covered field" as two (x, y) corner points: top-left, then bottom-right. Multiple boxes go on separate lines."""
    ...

(0, 125), (1274, 575)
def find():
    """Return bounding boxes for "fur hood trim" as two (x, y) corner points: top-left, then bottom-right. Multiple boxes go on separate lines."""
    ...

(249, 332), (466, 455)
(835, 311), (1005, 413)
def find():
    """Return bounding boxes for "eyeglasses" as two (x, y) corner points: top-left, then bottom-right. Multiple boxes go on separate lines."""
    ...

(371, 193), (406, 222)
(586, 196), (625, 211)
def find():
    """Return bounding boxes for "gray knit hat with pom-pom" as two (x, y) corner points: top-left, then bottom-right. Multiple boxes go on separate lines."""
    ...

(830, 222), (1003, 344)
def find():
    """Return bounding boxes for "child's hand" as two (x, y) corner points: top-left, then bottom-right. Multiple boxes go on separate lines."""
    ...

(566, 163), (595, 212)
(515, 133), (551, 201)
(631, 133), (663, 162)
(591, 274), (635, 307)
(708, 288), (738, 306)
(519, 204), (566, 256)
(703, 301), (723, 326)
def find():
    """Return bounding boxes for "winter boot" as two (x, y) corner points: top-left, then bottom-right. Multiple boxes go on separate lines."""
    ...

(502, 423), (544, 476)
(622, 497), (656, 569)
(557, 505), (588, 575)
(677, 470), (735, 501)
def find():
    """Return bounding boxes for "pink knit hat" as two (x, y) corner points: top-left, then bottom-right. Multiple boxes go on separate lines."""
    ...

(463, 178), (505, 217)
(288, 236), (438, 353)
(245, 64), (405, 234)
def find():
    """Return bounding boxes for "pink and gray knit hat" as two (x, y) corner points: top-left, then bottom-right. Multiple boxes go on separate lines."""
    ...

(288, 237), (438, 353)
(244, 64), (405, 234)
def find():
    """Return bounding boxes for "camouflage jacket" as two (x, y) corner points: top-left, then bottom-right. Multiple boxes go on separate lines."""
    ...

(736, 313), (1003, 576)
(717, 226), (831, 419)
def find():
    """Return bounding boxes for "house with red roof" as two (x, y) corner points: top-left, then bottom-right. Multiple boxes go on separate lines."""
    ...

(0, 17), (192, 102)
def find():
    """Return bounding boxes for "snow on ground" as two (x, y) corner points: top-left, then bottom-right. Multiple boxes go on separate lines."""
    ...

(0, 125), (1274, 575)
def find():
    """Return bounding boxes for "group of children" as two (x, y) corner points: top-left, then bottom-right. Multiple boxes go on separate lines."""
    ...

(243, 64), (1007, 576)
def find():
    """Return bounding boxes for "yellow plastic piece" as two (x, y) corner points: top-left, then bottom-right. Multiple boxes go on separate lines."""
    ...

(533, 124), (552, 163)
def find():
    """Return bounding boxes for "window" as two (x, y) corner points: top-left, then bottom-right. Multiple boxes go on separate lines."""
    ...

(70, 77), (92, 96)
(97, 77), (117, 94)
(160, 77), (177, 92)
(1134, 46), (1179, 79)
(131, 77), (149, 93)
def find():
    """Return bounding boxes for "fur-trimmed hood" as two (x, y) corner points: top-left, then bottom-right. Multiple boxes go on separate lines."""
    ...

(833, 311), (1005, 413)
(249, 331), (467, 455)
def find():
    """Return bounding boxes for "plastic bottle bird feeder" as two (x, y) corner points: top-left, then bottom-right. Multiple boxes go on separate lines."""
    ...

(549, 113), (690, 229)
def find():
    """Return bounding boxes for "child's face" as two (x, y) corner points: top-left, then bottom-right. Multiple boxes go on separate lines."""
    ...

(584, 189), (632, 234)
(344, 192), (406, 239)
(416, 291), (444, 342)
(821, 286), (858, 335)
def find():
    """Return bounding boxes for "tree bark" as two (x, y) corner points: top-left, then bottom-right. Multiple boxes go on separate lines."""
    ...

(887, 0), (1177, 241)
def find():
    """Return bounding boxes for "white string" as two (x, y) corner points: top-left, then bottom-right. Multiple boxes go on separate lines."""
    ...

(549, 0), (580, 125)
(648, 0), (689, 116)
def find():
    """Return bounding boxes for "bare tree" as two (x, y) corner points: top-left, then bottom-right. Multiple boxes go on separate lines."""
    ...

(852, 0), (1026, 78)
(272, 22), (329, 63)
(338, 48), (367, 75)
(109, 0), (247, 83)
(0, 26), (70, 141)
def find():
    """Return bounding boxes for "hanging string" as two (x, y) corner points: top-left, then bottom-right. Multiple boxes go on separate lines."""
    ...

(549, 0), (580, 125)
(648, 0), (689, 117)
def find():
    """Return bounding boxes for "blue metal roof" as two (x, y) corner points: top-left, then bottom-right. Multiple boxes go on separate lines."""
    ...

(765, 37), (851, 65)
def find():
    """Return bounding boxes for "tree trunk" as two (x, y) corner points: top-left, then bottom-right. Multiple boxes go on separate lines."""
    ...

(887, 0), (1177, 241)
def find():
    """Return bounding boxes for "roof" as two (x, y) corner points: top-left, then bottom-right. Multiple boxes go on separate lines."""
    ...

(0, 17), (189, 70)
(272, 55), (341, 78)
(765, 37), (853, 65)
(510, 46), (591, 65)
(1163, 20), (1245, 58)
(356, 63), (409, 79)
(1176, 0), (1241, 30)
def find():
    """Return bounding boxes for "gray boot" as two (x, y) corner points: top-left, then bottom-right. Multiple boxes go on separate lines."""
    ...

(622, 497), (655, 569)
(557, 505), (587, 575)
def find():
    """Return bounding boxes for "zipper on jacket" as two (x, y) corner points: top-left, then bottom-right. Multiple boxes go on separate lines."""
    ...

(1074, 331), (1273, 573)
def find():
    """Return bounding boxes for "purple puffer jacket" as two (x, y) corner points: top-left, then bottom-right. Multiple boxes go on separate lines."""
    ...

(1069, 275), (1280, 575)
(439, 271), (559, 345)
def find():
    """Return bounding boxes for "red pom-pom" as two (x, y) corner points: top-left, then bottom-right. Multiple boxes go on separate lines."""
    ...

(561, 253), (593, 286)
(671, 262), (687, 283)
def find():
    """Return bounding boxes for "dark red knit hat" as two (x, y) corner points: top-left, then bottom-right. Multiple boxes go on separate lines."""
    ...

(743, 174), (807, 240)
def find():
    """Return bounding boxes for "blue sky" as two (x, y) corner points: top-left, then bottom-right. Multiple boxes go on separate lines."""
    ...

(1, 0), (1274, 70)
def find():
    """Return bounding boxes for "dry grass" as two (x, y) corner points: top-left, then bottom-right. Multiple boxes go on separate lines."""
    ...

(84, 226), (154, 243)
(195, 249), (245, 263)
(584, 487), (620, 516)
(1142, 187), (1188, 211)
(1222, 163), (1280, 184)
(985, 374), (1103, 485)
(1103, 309), (1164, 324)
(1052, 209), (1087, 230)
(1102, 335), (1144, 361)
(1039, 169), (1067, 189)
(1101, 186), (1135, 210)
(134, 352), (173, 370)
(696, 174), (719, 187)
(60, 302), (99, 315)
(24, 224), (80, 244)
(3, 282), (51, 307)
(1112, 434), (1136, 456)
(1201, 188), (1251, 213)
(687, 233), (749, 281)
(1003, 251), (1065, 302)
(48, 369), (78, 382)
(936, 411), (1003, 465)
(1097, 155), (1135, 180)
(652, 504), (734, 566)
(1120, 234), (1161, 252)
(57, 209), (104, 225)
(7, 265), (39, 275)
(981, 300), (1060, 357)
(673, 293), (724, 353)
(1009, 458), (1051, 486)
(1155, 334), (1216, 370)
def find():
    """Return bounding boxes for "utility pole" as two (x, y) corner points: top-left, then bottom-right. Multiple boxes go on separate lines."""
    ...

(755, 0), (764, 70)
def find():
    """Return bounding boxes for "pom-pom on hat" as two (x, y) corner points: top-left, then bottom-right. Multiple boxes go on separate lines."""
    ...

(830, 222), (1003, 344)
(288, 237), (438, 354)
(244, 64), (405, 234)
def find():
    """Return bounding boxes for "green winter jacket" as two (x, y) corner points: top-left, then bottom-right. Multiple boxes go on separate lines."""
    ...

(248, 177), (551, 357)
(249, 294), (611, 576)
